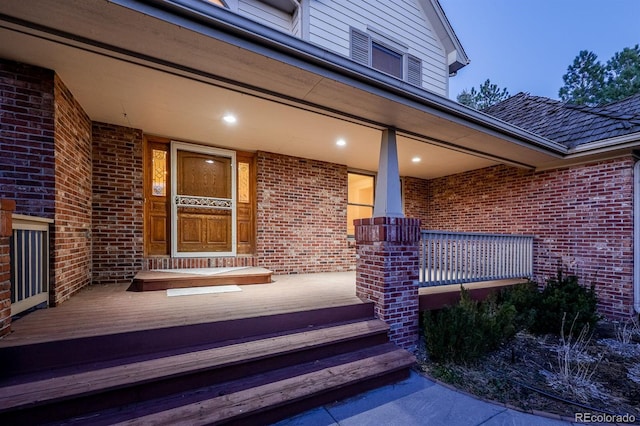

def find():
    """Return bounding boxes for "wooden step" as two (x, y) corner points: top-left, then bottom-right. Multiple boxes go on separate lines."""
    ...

(0, 320), (392, 424)
(0, 302), (375, 378)
(131, 267), (273, 292)
(112, 346), (415, 426)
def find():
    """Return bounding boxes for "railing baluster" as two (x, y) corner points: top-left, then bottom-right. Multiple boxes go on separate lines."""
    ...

(419, 230), (534, 287)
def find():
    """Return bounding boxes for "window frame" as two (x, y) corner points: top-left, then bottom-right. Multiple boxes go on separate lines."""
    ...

(347, 171), (376, 238)
(350, 27), (422, 87)
(171, 141), (237, 258)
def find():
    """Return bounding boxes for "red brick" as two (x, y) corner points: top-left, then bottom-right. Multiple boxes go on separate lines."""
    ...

(425, 160), (635, 319)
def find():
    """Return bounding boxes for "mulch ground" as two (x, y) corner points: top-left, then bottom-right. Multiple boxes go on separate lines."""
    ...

(416, 321), (640, 421)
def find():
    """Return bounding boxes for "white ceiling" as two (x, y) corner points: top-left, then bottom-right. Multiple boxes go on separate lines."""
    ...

(0, 0), (566, 179)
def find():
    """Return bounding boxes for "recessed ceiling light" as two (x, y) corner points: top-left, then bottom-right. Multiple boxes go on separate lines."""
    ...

(412, 156), (421, 163)
(336, 138), (346, 147)
(205, 159), (214, 164)
(223, 114), (237, 124)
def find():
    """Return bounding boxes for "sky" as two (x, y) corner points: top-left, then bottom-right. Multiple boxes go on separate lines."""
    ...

(440, 0), (640, 101)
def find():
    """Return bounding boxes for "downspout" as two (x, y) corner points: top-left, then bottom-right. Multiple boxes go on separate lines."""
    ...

(634, 160), (640, 313)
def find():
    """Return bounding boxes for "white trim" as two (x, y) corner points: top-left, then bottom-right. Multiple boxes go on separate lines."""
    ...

(634, 160), (640, 313)
(171, 141), (237, 257)
(366, 26), (408, 53)
(568, 132), (640, 155)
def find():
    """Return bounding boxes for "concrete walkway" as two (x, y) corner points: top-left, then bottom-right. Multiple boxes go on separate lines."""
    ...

(274, 371), (577, 426)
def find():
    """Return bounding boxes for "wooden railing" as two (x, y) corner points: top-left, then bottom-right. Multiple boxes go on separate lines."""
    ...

(10, 214), (53, 316)
(419, 230), (533, 287)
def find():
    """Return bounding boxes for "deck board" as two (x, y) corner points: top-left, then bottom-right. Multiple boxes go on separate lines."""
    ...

(418, 278), (528, 310)
(131, 267), (273, 291)
(1, 273), (524, 346)
(0, 272), (360, 347)
(0, 320), (389, 409)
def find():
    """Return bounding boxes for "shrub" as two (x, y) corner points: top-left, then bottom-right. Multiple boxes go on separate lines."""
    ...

(498, 281), (539, 331)
(423, 288), (516, 363)
(530, 270), (599, 336)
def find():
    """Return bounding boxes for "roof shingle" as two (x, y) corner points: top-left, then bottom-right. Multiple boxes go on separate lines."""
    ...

(483, 93), (640, 148)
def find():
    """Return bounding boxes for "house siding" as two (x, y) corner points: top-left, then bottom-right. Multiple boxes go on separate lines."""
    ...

(0, 60), (55, 218)
(256, 151), (356, 274)
(52, 75), (93, 304)
(426, 159), (635, 319)
(91, 122), (145, 285)
(307, 0), (448, 95)
(237, 0), (293, 33)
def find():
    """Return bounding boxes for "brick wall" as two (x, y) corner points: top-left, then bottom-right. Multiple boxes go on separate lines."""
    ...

(52, 75), (93, 304)
(0, 200), (15, 337)
(355, 217), (421, 349)
(426, 158), (635, 319)
(92, 123), (144, 285)
(403, 176), (429, 224)
(0, 60), (55, 218)
(0, 61), (91, 308)
(256, 151), (355, 274)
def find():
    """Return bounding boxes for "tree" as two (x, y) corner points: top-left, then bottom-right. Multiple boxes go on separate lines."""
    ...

(558, 50), (605, 106)
(457, 79), (510, 110)
(559, 45), (640, 105)
(602, 44), (640, 103)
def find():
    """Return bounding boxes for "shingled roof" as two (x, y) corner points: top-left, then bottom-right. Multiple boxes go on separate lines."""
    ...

(483, 93), (640, 148)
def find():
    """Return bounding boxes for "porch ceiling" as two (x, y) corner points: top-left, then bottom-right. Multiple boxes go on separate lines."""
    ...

(0, 0), (566, 179)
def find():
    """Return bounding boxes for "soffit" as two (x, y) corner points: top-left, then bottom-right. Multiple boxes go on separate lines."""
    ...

(0, 0), (565, 178)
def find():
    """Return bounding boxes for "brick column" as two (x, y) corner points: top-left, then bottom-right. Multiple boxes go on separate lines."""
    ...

(0, 199), (16, 337)
(355, 217), (421, 350)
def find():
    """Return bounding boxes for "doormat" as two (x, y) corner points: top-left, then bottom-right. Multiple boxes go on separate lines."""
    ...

(167, 285), (242, 297)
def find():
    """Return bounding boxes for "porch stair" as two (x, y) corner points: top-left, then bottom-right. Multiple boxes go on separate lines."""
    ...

(0, 303), (415, 425)
(131, 266), (273, 291)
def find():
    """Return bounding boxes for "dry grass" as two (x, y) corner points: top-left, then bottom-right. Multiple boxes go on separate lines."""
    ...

(417, 320), (640, 419)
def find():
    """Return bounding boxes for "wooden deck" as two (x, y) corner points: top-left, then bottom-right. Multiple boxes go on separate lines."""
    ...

(0, 273), (524, 424)
(0, 273), (527, 347)
(131, 266), (273, 291)
(419, 278), (528, 310)
(0, 272), (360, 347)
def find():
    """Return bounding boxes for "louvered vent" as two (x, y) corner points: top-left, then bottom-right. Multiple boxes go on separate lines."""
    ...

(350, 28), (370, 65)
(407, 55), (422, 86)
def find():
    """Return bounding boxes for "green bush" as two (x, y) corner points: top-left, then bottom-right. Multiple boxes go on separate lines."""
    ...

(422, 271), (600, 363)
(423, 288), (516, 363)
(529, 270), (599, 336)
(498, 281), (539, 331)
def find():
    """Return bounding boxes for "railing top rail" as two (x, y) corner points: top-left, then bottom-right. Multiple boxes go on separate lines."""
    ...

(421, 230), (534, 239)
(12, 214), (54, 231)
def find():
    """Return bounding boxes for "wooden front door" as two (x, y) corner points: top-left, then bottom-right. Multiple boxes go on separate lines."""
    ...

(175, 149), (233, 253)
(143, 138), (256, 257)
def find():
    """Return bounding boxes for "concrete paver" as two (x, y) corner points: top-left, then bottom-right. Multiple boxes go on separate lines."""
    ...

(273, 371), (575, 426)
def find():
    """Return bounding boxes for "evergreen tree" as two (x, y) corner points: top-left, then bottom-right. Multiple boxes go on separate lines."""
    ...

(559, 46), (640, 105)
(457, 79), (510, 110)
(558, 50), (605, 106)
(602, 44), (640, 103)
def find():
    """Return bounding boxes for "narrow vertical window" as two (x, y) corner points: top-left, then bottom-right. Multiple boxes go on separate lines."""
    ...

(347, 172), (375, 236)
(152, 149), (167, 197)
(238, 162), (250, 203)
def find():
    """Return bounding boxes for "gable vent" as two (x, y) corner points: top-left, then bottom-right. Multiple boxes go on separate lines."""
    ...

(350, 28), (370, 65)
(407, 55), (422, 86)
